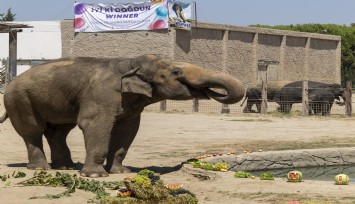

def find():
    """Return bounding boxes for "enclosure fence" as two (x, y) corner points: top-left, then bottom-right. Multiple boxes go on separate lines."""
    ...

(144, 99), (353, 116)
(145, 81), (354, 116)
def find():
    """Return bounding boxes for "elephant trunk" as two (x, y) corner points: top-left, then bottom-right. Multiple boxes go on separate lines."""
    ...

(182, 66), (246, 104)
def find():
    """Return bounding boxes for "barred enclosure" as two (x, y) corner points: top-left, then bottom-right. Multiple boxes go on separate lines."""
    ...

(144, 99), (351, 116)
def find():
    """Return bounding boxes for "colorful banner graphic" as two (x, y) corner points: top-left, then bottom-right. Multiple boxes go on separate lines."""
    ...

(168, 0), (192, 30)
(74, 0), (168, 32)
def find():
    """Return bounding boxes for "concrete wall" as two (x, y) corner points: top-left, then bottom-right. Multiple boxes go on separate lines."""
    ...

(61, 20), (341, 86)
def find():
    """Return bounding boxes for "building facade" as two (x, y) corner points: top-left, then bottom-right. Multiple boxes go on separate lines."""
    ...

(61, 20), (341, 87)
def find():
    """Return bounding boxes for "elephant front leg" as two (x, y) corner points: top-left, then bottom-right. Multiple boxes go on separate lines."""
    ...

(106, 114), (141, 174)
(78, 115), (117, 178)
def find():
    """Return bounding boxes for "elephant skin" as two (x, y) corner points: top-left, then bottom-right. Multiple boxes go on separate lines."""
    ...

(277, 81), (345, 113)
(0, 54), (245, 177)
(242, 81), (293, 113)
(308, 89), (335, 115)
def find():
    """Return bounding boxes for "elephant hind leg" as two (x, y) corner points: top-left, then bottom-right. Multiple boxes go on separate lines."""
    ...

(44, 123), (77, 170)
(24, 136), (51, 170)
(7, 109), (49, 170)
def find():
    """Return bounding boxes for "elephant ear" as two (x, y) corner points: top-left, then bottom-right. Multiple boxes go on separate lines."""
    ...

(121, 75), (153, 97)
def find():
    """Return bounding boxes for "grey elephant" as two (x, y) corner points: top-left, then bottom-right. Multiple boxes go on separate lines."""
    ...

(0, 54), (245, 177)
(241, 81), (292, 113)
(277, 81), (345, 113)
(308, 89), (335, 115)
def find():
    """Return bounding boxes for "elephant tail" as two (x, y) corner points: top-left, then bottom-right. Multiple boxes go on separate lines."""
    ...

(0, 112), (8, 123)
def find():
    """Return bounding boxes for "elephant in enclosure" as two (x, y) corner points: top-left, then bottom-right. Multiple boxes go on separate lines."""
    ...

(241, 81), (292, 113)
(0, 54), (245, 177)
(308, 89), (335, 115)
(277, 81), (345, 114)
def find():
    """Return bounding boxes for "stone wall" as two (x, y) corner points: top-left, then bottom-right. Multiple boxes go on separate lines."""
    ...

(61, 20), (341, 86)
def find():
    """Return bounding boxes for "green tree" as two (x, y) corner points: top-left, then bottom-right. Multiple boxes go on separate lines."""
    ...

(251, 24), (355, 86)
(0, 8), (16, 21)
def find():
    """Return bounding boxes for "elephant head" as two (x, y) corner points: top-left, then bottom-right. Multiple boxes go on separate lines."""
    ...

(121, 55), (245, 104)
(325, 83), (346, 105)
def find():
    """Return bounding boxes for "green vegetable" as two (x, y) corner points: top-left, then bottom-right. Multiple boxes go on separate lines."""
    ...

(17, 170), (199, 203)
(214, 163), (230, 171)
(234, 171), (253, 178)
(20, 171), (123, 200)
(259, 172), (275, 180)
(0, 170), (26, 182)
(131, 175), (152, 188)
(137, 169), (156, 177)
(190, 160), (230, 172)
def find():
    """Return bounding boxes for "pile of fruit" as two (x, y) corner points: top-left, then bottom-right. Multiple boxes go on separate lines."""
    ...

(233, 171), (274, 180)
(188, 159), (230, 172)
(111, 169), (198, 204)
(14, 169), (198, 203)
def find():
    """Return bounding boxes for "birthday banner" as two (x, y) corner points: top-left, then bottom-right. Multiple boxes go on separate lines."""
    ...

(74, 0), (169, 32)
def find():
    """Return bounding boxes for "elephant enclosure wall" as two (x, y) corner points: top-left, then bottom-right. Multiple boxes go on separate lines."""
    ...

(60, 20), (343, 114)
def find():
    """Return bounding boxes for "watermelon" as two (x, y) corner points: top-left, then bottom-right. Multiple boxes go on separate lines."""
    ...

(335, 174), (349, 185)
(287, 170), (302, 182)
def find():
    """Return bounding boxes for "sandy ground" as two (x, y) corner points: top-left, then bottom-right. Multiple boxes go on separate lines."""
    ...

(1, 107), (355, 203)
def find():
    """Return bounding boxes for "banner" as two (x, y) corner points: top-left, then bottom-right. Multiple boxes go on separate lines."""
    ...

(168, 0), (192, 30)
(74, 0), (168, 32)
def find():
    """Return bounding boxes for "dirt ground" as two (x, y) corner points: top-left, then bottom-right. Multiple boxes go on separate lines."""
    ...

(1, 106), (355, 203)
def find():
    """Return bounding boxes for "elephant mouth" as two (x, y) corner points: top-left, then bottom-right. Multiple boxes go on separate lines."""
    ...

(185, 83), (227, 100)
(201, 88), (227, 99)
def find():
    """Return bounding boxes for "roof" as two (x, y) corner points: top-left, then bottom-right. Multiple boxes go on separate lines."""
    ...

(0, 22), (33, 33)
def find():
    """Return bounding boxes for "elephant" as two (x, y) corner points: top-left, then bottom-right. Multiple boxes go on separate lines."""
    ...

(277, 81), (345, 113)
(308, 89), (335, 115)
(241, 81), (293, 113)
(0, 54), (245, 177)
(172, 3), (186, 22)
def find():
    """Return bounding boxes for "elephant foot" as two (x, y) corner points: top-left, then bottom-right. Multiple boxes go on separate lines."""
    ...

(80, 165), (109, 178)
(51, 161), (76, 170)
(109, 164), (131, 174)
(27, 162), (51, 170)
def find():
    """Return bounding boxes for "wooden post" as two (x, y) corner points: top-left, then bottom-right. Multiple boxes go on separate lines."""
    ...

(193, 98), (199, 112)
(302, 80), (309, 115)
(345, 81), (352, 117)
(260, 78), (267, 114)
(9, 30), (17, 82)
(257, 60), (279, 114)
(221, 90), (230, 113)
(160, 100), (167, 112)
(5, 58), (9, 85)
(221, 103), (230, 113)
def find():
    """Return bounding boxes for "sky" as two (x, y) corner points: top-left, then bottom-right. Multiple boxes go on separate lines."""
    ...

(1, 0), (355, 26)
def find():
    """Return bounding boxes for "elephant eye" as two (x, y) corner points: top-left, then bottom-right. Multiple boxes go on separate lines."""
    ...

(171, 68), (182, 77)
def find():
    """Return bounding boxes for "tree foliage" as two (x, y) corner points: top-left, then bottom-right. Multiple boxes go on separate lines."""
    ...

(0, 8), (16, 21)
(251, 24), (355, 86)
